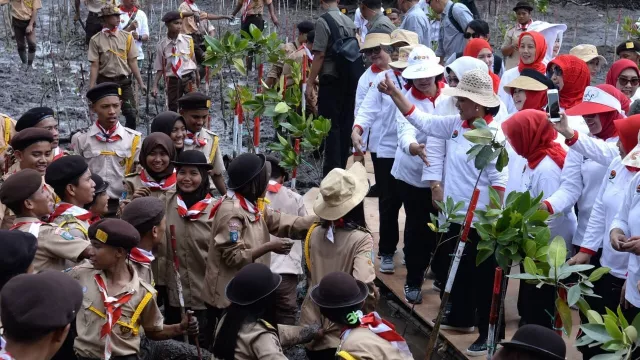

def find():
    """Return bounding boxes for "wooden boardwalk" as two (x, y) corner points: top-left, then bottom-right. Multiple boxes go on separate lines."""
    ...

(301, 155), (581, 359)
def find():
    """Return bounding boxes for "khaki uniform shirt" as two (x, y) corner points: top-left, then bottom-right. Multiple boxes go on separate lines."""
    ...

(238, 0), (272, 16)
(164, 191), (213, 310)
(2, 0), (42, 21)
(299, 227), (377, 351)
(88, 29), (139, 78)
(338, 327), (413, 360)
(313, 7), (356, 78)
(71, 123), (141, 200)
(178, 1), (205, 35)
(214, 317), (287, 360)
(0, 168), (54, 229)
(13, 217), (89, 272)
(183, 128), (224, 175)
(131, 260), (154, 286)
(69, 263), (164, 358)
(85, 0), (109, 13)
(49, 204), (92, 240)
(0, 114), (16, 174)
(265, 183), (306, 275)
(501, 24), (528, 71)
(154, 34), (198, 78)
(202, 196), (317, 309)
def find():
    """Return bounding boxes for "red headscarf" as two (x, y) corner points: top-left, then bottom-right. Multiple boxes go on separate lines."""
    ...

(605, 59), (640, 90)
(548, 55), (591, 110)
(463, 39), (500, 94)
(588, 84), (627, 140)
(614, 115), (640, 155)
(517, 31), (547, 74)
(501, 109), (566, 169)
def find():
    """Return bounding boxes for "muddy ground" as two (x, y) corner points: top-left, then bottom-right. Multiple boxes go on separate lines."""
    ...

(3, 0), (638, 358)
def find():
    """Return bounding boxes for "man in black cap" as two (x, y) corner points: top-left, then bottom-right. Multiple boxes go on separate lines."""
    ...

(46, 155), (96, 240)
(120, 197), (167, 286)
(501, 1), (534, 71)
(0, 169), (93, 272)
(493, 324), (566, 360)
(178, 92), (226, 194)
(0, 271), (83, 360)
(152, 11), (199, 112)
(16, 107), (65, 161)
(617, 40), (640, 67)
(71, 82), (141, 216)
(68, 218), (198, 359)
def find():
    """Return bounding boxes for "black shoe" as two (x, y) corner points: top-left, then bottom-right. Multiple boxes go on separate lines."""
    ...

(466, 336), (488, 357)
(366, 183), (379, 197)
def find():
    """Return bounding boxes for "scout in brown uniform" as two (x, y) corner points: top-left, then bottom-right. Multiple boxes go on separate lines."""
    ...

(311, 272), (414, 360)
(0, 0), (41, 68)
(150, 111), (187, 156)
(71, 83), (142, 216)
(203, 153), (317, 336)
(123, 132), (176, 202)
(88, 6), (146, 130)
(84, 173), (109, 223)
(152, 11), (199, 112)
(16, 107), (66, 161)
(0, 128), (54, 229)
(299, 163), (378, 359)
(178, 0), (232, 66)
(264, 156), (307, 325)
(45, 155), (97, 240)
(0, 272), (82, 360)
(0, 169), (93, 272)
(121, 197), (167, 286)
(75, 0), (110, 44)
(231, 0), (278, 69)
(178, 92), (226, 194)
(69, 218), (198, 360)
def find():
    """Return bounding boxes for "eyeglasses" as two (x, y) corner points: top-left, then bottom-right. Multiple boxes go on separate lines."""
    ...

(464, 32), (481, 39)
(618, 76), (640, 87)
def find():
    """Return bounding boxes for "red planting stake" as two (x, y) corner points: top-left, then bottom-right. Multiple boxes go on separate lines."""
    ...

(291, 138), (300, 189)
(254, 64), (263, 154)
(487, 267), (504, 359)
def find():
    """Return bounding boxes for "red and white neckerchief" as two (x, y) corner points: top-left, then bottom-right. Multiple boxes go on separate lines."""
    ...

(177, 193), (212, 221)
(119, 5), (137, 18)
(0, 350), (14, 360)
(267, 179), (282, 193)
(94, 274), (134, 360)
(94, 122), (122, 143)
(140, 169), (177, 191)
(184, 131), (206, 147)
(518, 19), (532, 31)
(130, 247), (155, 265)
(102, 27), (118, 36)
(52, 146), (64, 160)
(49, 203), (93, 223)
(227, 189), (260, 217)
(170, 46), (183, 77)
(301, 43), (314, 61)
(89, 213), (102, 224)
(241, 0), (251, 21)
(341, 312), (412, 360)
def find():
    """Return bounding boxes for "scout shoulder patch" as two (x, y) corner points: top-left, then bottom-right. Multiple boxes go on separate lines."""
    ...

(59, 230), (74, 241)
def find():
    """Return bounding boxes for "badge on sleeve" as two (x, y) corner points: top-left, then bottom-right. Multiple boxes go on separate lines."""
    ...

(228, 219), (241, 243)
(60, 231), (74, 241)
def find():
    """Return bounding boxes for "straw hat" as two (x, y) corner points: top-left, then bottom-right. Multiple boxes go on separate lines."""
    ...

(503, 68), (555, 93)
(570, 44), (607, 65)
(402, 46), (444, 79)
(381, 29), (419, 47)
(565, 86), (622, 116)
(389, 45), (419, 69)
(313, 162), (369, 221)
(360, 33), (391, 52)
(99, 5), (123, 17)
(442, 69), (501, 107)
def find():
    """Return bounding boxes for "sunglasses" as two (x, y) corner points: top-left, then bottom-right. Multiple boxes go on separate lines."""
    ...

(363, 46), (382, 56)
(464, 32), (481, 39)
(618, 76), (640, 87)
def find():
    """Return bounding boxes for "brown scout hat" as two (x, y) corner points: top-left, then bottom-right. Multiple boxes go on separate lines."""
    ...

(10, 127), (54, 151)
(89, 218), (141, 250)
(121, 197), (166, 235)
(0, 168), (44, 206)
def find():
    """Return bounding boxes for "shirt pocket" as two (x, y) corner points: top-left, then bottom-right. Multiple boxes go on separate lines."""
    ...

(81, 296), (98, 327)
(114, 307), (136, 340)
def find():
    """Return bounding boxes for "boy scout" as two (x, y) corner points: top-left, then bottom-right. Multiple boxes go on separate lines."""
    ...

(68, 218), (198, 360)
(88, 5), (146, 130)
(177, 92), (226, 194)
(152, 11), (199, 112)
(178, 0), (233, 66)
(0, 169), (93, 272)
(0, 0), (42, 69)
(84, 173), (110, 223)
(310, 272), (414, 360)
(71, 82), (141, 216)
(16, 107), (65, 161)
(120, 196), (167, 286)
(45, 155), (97, 240)
(0, 271), (83, 360)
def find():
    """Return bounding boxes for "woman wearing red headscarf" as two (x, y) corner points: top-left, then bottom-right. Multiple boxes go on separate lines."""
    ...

(547, 54), (591, 110)
(605, 59), (640, 100)
(498, 31), (548, 114)
(545, 85), (627, 258)
(464, 39), (501, 94)
(502, 109), (575, 329)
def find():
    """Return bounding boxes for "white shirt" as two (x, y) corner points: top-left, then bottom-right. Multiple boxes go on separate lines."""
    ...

(610, 172), (640, 307)
(582, 157), (634, 279)
(354, 65), (386, 152)
(545, 135), (619, 246)
(353, 70), (407, 158)
(633, 88), (640, 102)
(118, 8), (149, 60)
(354, 8), (368, 43)
(391, 88), (448, 188)
(498, 67), (520, 115)
(406, 109), (509, 221)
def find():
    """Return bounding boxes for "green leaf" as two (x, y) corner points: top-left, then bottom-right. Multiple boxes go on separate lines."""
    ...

(471, 118), (489, 129)
(463, 128), (494, 145)
(274, 102), (291, 114)
(249, 23), (263, 40)
(574, 335), (595, 347)
(631, 313), (640, 338)
(577, 298), (591, 317)
(591, 354), (628, 360)
(232, 57), (246, 75)
(508, 273), (540, 280)
(466, 144), (485, 162)
(535, 245), (550, 262)
(559, 264), (595, 278)
(474, 146), (495, 170)
(556, 297), (573, 336)
(600, 339), (625, 351)
(496, 147), (509, 172)
(567, 285), (581, 307)
(277, 133), (289, 146)
(589, 267), (611, 282)
(488, 186), (501, 209)
(476, 248), (495, 266)
(604, 317), (623, 341)
(524, 240), (537, 258)
(618, 306), (630, 329)
(523, 257), (538, 275)
(587, 310), (604, 324)
(547, 236), (567, 273)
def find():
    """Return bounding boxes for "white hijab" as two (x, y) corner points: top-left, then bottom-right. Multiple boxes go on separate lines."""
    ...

(446, 56), (488, 80)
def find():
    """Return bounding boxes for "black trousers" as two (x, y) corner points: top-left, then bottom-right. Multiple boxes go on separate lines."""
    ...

(375, 157), (401, 256)
(439, 223), (502, 339)
(85, 12), (102, 45)
(318, 76), (355, 177)
(397, 180), (437, 287)
(517, 264), (556, 329)
(241, 15), (265, 71)
(306, 348), (338, 360)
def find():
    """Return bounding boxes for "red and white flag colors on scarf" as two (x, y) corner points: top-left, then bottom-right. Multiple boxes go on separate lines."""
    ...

(94, 275), (134, 360)
(176, 194), (212, 221)
(359, 312), (413, 359)
(266, 179), (282, 193)
(227, 189), (259, 216)
(49, 203), (93, 223)
(184, 131), (206, 147)
(94, 122), (122, 143)
(139, 170), (177, 191)
(129, 247), (155, 265)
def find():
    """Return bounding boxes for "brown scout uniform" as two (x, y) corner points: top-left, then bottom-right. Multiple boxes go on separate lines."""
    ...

(49, 204), (92, 240)
(12, 217), (89, 272)
(338, 327), (412, 360)
(154, 34), (198, 112)
(299, 227), (378, 351)
(0, 169), (54, 229)
(131, 256), (154, 286)
(214, 317), (287, 360)
(183, 128), (225, 176)
(2, 0), (41, 21)
(71, 123), (141, 201)
(501, 23), (528, 71)
(88, 28), (138, 79)
(69, 262), (164, 358)
(202, 197), (317, 309)
(164, 191), (212, 310)
(0, 114), (17, 174)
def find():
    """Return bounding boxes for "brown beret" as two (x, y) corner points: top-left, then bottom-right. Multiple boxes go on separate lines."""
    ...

(162, 10), (181, 23)
(1, 271), (82, 340)
(121, 197), (166, 235)
(89, 218), (140, 250)
(10, 127), (54, 151)
(0, 168), (43, 206)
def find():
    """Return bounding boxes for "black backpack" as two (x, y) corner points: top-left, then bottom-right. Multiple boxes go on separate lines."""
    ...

(320, 12), (365, 92)
(448, 1), (479, 34)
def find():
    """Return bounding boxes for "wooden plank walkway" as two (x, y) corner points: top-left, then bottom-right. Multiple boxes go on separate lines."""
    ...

(301, 155), (581, 359)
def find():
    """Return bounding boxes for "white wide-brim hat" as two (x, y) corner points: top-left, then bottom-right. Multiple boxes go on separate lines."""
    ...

(313, 162), (369, 221)
(402, 46), (444, 79)
(442, 68), (501, 108)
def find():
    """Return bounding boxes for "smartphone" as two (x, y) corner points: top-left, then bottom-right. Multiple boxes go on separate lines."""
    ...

(547, 89), (560, 123)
